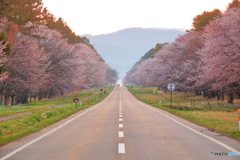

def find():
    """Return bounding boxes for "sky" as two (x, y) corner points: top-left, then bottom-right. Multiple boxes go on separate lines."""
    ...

(42, 0), (232, 36)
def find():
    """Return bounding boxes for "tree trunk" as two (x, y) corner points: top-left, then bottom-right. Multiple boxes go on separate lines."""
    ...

(227, 92), (234, 104)
(10, 95), (14, 106)
(4, 95), (10, 107)
(29, 92), (32, 102)
(220, 90), (224, 102)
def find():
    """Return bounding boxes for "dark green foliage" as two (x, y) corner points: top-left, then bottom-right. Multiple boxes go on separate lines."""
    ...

(227, 0), (240, 10)
(0, 0), (43, 26)
(47, 17), (85, 44)
(134, 43), (167, 66)
(0, 0), (90, 45)
(191, 9), (222, 31)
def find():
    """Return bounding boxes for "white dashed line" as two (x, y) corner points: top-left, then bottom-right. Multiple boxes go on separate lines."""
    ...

(118, 88), (125, 154)
(119, 131), (124, 137)
(118, 143), (126, 153)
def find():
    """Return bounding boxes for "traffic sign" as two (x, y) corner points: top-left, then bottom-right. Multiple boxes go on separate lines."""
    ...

(73, 98), (79, 103)
(167, 83), (175, 91)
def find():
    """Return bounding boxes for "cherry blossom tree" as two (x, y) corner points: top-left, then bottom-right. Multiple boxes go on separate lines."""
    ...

(124, 31), (203, 92)
(197, 8), (240, 103)
(0, 18), (10, 82)
(1, 32), (45, 105)
(105, 65), (118, 85)
(0, 21), (115, 105)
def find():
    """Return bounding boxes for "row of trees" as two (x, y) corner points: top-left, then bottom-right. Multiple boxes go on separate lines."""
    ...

(123, 0), (240, 103)
(0, 1), (118, 106)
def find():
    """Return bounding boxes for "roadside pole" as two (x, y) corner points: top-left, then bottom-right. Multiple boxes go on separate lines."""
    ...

(73, 98), (79, 108)
(159, 100), (162, 106)
(167, 83), (175, 108)
(64, 86), (69, 101)
(80, 101), (82, 107)
(238, 109), (240, 131)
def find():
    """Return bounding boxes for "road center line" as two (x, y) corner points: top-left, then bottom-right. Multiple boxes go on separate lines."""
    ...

(0, 90), (115, 160)
(118, 143), (126, 154)
(129, 92), (240, 155)
(119, 124), (123, 128)
(119, 131), (124, 137)
(119, 89), (122, 112)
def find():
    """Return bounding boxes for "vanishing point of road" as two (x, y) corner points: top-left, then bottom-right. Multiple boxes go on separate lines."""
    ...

(0, 86), (240, 160)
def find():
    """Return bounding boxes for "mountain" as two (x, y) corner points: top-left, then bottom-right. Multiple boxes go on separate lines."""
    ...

(83, 28), (186, 79)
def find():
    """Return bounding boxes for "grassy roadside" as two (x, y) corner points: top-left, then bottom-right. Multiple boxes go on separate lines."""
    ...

(0, 89), (97, 117)
(0, 87), (113, 146)
(128, 86), (240, 140)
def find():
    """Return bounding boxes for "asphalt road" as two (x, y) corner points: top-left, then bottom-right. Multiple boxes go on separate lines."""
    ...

(0, 86), (240, 160)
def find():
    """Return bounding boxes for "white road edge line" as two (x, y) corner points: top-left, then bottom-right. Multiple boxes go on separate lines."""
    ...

(130, 93), (240, 155)
(118, 143), (126, 153)
(0, 91), (115, 160)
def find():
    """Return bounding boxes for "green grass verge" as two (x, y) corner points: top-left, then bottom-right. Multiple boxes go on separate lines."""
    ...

(0, 87), (113, 146)
(128, 86), (240, 140)
(0, 91), (97, 117)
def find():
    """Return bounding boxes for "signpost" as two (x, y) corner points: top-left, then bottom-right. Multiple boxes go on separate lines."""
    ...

(64, 86), (69, 101)
(73, 98), (79, 108)
(167, 83), (175, 107)
(100, 88), (104, 96)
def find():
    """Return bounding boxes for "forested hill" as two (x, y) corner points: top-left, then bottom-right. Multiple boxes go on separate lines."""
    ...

(84, 28), (185, 78)
(134, 43), (167, 67)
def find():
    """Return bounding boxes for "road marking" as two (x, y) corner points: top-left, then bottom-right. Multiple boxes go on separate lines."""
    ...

(119, 89), (122, 112)
(0, 91), (115, 160)
(119, 124), (123, 128)
(129, 93), (240, 155)
(118, 143), (126, 153)
(119, 115), (122, 117)
(119, 131), (124, 137)
(119, 118), (123, 121)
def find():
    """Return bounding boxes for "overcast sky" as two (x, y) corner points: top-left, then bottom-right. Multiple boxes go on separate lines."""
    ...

(42, 0), (232, 35)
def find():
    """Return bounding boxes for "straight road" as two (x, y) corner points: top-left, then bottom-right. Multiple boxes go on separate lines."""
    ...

(0, 86), (240, 160)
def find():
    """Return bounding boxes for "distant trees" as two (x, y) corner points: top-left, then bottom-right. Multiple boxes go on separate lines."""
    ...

(124, 6), (240, 103)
